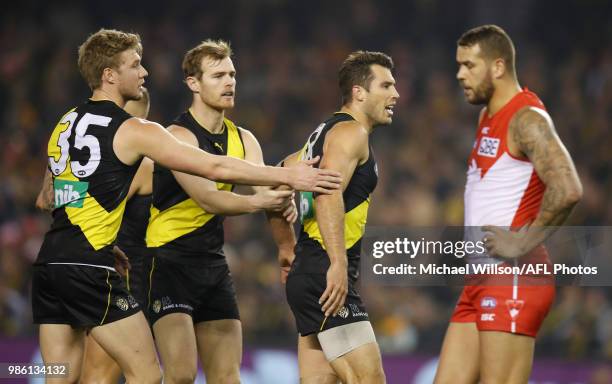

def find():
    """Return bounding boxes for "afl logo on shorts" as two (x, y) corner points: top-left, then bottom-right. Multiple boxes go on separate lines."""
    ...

(480, 297), (497, 309)
(116, 297), (129, 311)
(337, 306), (350, 319)
(152, 300), (161, 314)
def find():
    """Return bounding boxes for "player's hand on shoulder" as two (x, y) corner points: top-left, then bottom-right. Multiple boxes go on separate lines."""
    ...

(287, 155), (342, 194)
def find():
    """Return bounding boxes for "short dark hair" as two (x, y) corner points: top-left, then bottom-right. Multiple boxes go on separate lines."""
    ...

(338, 51), (394, 105)
(78, 29), (142, 91)
(458, 24), (516, 76)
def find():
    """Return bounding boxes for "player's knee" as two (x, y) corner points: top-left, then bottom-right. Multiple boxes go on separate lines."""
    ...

(206, 368), (240, 384)
(80, 367), (121, 384)
(353, 368), (386, 384)
(164, 367), (196, 384)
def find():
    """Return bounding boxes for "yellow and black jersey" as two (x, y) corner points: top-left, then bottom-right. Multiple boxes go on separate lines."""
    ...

(146, 110), (245, 265)
(292, 112), (378, 277)
(116, 194), (151, 249)
(36, 99), (140, 267)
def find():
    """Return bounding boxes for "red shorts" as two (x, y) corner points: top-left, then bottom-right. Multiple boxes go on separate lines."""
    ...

(450, 273), (555, 337)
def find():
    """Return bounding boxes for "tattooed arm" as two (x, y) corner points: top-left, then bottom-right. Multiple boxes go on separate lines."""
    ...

(483, 107), (582, 258)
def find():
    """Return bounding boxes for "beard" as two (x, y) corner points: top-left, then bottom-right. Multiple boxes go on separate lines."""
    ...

(468, 73), (494, 105)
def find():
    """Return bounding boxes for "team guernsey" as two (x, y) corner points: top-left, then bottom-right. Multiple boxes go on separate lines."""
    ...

(146, 111), (244, 263)
(117, 193), (152, 308)
(287, 112), (378, 336)
(33, 99), (141, 326)
(146, 111), (244, 323)
(452, 89), (555, 337)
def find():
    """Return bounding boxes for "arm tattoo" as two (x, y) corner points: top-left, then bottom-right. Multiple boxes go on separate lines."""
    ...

(510, 107), (582, 227)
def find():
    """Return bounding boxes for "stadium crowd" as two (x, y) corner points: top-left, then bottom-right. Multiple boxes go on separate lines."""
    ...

(0, 0), (610, 362)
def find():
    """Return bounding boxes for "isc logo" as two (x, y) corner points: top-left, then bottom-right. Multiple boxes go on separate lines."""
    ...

(477, 136), (500, 158)
(481, 313), (495, 321)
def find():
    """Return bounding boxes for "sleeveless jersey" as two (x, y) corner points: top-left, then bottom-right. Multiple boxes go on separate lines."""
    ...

(116, 194), (152, 249)
(293, 112), (378, 278)
(464, 88), (548, 263)
(37, 99), (139, 267)
(146, 111), (245, 265)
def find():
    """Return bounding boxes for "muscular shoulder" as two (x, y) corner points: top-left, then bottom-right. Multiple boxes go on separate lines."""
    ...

(323, 120), (369, 162)
(509, 106), (556, 156)
(116, 117), (165, 142)
(327, 120), (369, 146)
(167, 124), (198, 146)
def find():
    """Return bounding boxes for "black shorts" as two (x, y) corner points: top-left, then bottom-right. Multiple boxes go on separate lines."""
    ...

(286, 273), (369, 336)
(122, 245), (151, 309)
(148, 256), (239, 325)
(32, 264), (140, 327)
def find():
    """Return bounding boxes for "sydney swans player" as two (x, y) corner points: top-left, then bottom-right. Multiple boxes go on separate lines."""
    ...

(434, 25), (581, 384)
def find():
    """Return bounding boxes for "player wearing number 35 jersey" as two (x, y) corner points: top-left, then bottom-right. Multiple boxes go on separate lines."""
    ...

(31, 29), (341, 384)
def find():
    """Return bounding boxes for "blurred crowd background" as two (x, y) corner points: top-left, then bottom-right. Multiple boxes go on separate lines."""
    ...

(1, 0), (610, 363)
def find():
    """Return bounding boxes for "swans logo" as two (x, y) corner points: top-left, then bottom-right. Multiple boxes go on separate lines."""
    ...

(506, 299), (525, 320)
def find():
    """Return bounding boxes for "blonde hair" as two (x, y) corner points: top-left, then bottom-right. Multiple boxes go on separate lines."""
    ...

(182, 39), (232, 79)
(78, 29), (142, 90)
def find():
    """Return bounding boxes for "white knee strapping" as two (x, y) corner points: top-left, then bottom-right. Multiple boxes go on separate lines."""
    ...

(317, 321), (377, 361)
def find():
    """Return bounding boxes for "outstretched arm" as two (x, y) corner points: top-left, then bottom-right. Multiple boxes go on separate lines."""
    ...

(113, 119), (341, 193)
(169, 126), (293, 215)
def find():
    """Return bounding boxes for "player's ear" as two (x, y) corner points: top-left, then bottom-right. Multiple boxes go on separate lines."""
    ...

(102, 67), (117, 85)
(185, 76), (200, 93)
(492, 58), (506, 79)
(353, 85), (366, 102)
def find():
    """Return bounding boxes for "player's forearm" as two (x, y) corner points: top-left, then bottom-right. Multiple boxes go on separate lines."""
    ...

(266, 212), (296, 253)
(315, 192), (348, 266)
(35, 168), (54, 212)
(212, 156), (293, 186)
(192, 189), (258, 216)
(532, 179), (582, 227)
(519, 180), (582, 254)
(150, 137), (290, 187)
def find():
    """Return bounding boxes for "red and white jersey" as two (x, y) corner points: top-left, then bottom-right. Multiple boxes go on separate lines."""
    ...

(464, 89), (548, 263)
